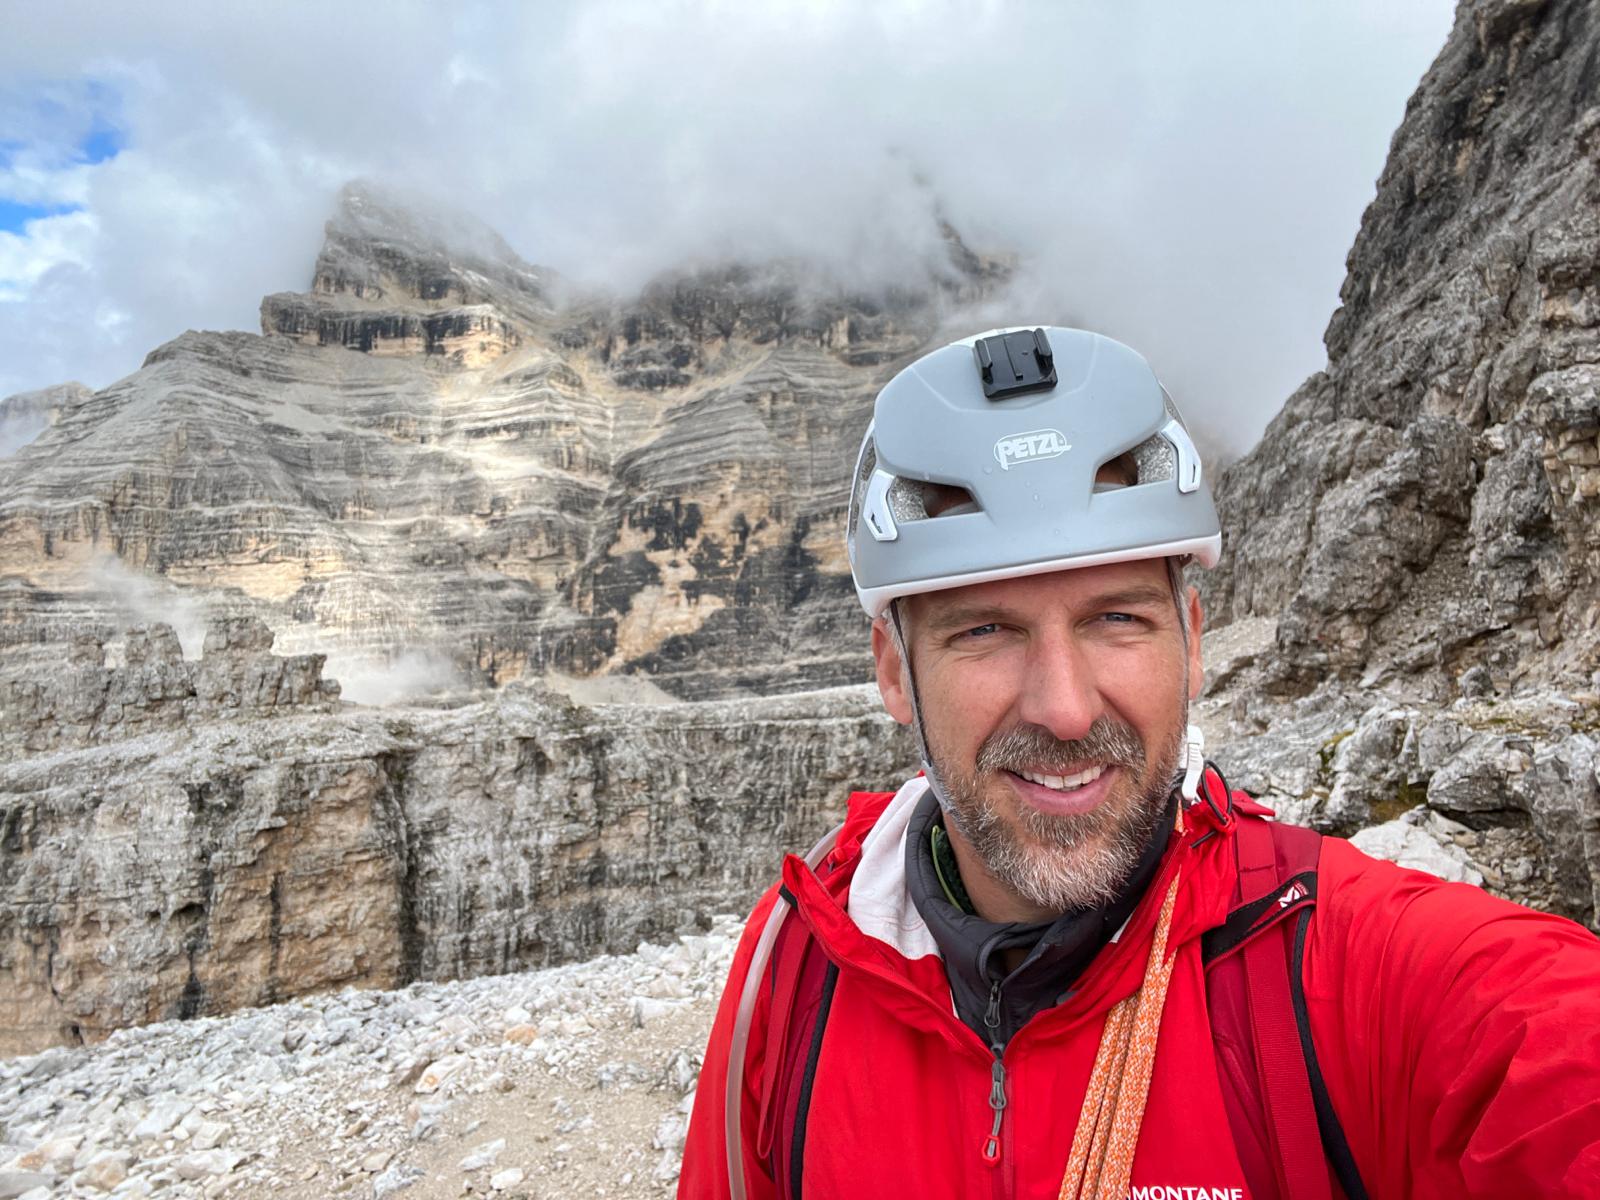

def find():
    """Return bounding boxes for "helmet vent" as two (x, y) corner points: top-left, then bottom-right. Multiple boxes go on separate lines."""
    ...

(919, 482), (980, 519)
(885, 475), (927, 523)
(1093, 439), (1179, 491)
(1127, 436), (1177, 487)
(847, 440), (877, 542)
(886, 476), (982, 522)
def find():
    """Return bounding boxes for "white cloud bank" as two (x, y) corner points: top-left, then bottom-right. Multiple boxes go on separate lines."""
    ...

(0, 0), (1456, 454)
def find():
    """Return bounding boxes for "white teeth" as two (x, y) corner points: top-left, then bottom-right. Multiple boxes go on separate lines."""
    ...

(1017, 764), (1106, 792)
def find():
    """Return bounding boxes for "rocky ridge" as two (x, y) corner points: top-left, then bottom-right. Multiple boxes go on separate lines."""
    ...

(3, 617), (337, 758)
(1196, 0), (1600, 927)
(260, 185), (555, 369)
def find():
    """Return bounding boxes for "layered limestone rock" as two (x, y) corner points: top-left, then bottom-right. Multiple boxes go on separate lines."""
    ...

(2, 617), (339, 758)
(0, 183), (970, 1052)
(0, 182), (1004, 700)
(260, 183), (552, 367)
(1198, 0), (1600, 927)
(0, 620), (915, 1055)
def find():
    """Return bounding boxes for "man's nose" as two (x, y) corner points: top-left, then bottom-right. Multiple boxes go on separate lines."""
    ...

(1014, 634), (1104, 744)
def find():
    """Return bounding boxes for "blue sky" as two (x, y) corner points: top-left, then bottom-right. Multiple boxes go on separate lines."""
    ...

(0, 197), (72, 232)
(0, 1), (1457, 453)
(0, 125), (120, 231)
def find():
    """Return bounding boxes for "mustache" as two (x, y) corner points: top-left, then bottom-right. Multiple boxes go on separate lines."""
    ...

(975, 717), (1145, 776)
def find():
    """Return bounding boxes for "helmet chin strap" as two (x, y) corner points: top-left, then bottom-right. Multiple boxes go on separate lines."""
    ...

(885, 601), (957, 815)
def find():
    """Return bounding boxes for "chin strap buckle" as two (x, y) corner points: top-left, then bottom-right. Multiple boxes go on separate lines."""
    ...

(1179, 724), (1205, 803)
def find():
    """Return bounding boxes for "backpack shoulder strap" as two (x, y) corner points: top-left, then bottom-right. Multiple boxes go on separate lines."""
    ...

(1286, 892), (1370, 1200)
(1205, 813), (1370, 1200)
(726, 824), (843, 1200)
(733, 796), (896, 1198)
(753, 885), (840, 1199)
(1203, 812), (1321, 962)
(1241, 901), (1332, 1199)
(754, 887), (815, 1160)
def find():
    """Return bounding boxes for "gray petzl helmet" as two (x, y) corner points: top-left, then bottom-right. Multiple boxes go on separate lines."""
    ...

(847, 326), (1221, 618)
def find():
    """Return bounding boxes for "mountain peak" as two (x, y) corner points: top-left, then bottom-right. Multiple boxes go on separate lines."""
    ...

(311, 180), (552, 312)
(259, 182), (557, 368)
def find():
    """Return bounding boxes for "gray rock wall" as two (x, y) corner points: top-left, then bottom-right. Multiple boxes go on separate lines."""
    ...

(1195, 668), (1600, 926)
(1202, 0), (1600, 693)
(2, 618), (338, 758)
(0, 623), (915, 1055)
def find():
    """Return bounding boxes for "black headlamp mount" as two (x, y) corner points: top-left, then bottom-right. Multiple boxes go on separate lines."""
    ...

(973, 328), (1057, 399)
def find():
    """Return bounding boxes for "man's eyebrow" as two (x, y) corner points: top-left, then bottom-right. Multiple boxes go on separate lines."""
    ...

(922, 604), (1017, 635)
(1089, 585), (1175, 610)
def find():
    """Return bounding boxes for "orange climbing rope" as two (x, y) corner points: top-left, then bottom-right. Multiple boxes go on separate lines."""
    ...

(1057, 873), (1183, 1200)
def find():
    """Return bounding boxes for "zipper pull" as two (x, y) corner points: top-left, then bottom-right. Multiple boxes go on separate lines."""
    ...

(983, 978), (1002, 1037)
(981, 1056), (1006, 1163)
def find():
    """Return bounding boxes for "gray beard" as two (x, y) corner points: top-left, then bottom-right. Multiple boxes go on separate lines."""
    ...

(934, 714), (1184, 914)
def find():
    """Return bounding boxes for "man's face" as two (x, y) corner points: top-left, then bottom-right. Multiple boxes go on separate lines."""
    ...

(872, 559), (1204, 918)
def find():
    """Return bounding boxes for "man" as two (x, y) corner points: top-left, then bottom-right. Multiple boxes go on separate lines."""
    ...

(678, 327), (1600, 1199)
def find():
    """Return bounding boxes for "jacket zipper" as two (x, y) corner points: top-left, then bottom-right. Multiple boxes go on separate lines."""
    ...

(822, 949), (1018, 1173)
(981, 978), (1006, 1166)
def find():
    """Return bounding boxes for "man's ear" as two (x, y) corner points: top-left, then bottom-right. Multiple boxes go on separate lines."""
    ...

(871, 617), (915, 726)
(1185, 585), (1205, 701)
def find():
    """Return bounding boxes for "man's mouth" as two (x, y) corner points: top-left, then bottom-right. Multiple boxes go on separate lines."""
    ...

(1010, 764), (1107, 793)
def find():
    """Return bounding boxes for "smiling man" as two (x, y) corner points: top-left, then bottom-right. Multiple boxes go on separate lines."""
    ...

(679, 328), (1600, 1200)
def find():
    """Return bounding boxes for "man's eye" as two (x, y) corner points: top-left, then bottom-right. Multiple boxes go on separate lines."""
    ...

(963, 623), (1001, 639)
(1102, 612), (1136, 624)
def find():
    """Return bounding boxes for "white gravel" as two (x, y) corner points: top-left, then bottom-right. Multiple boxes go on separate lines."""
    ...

(0, 918), (743, 1199)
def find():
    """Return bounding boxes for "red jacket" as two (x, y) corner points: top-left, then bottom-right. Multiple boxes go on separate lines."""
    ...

(679, 778), (1600, 1199)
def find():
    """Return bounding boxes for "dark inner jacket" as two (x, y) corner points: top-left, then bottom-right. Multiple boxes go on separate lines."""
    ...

(904, 787), (1175, 1052)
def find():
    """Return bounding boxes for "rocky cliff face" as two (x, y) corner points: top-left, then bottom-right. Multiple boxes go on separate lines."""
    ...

(1203, 0), (1599, 692)
(260, 186), (552, 369)
(0, 183), (1003, 701)
(1197, 0), (1600, 928)
(0, 183), (964, 1056)
(3, 617), (338, 758)
(0, 619), (914, 1056)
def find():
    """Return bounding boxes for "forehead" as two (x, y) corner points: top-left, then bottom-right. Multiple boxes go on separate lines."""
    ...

(904, 558), (1173, 625)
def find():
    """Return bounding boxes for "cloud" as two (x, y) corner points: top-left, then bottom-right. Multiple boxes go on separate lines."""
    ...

(323, 649), (465, 707)
(81, 553), (210, 657)
(0, 406), (48, 458)
(0, 0), (1457, 453)
(0, 208), (96, 297)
